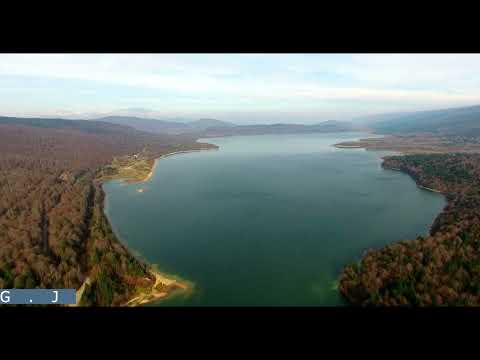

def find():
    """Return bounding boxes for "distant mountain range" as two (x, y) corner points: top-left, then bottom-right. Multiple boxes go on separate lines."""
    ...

(95, 116), (235, 135)
(0, 116), (183, 145)
(6, 103), (480, 139)
(0, 116), (139, 135)
(0, 115), (355, 142)
(197, 120), (354, 137)
(360, 105), (480, 136)
(93, 116), (353, 136)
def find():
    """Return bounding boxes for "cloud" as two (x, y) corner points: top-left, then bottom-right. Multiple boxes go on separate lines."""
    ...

(1, 54), (480, 122)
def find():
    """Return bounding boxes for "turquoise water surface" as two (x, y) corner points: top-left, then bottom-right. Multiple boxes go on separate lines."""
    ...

(104, 132), (445, 306)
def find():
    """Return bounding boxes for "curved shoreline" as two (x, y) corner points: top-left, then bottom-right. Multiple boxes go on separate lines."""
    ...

(123, 268), (193, 307)
(96, 146), (218, 306)
(382, 167), (445, 194)
(418, 185), (444, 194)
(142, 158), (158, 183)
(140, 148), (218, 183)
(339, 151), (452, 305)
(334, 144), (363, 148)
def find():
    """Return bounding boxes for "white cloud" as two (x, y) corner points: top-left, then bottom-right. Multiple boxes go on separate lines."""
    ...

(1, 54), (480, 120)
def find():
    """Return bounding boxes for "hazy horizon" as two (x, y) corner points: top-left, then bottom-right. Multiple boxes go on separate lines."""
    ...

(2, 54), (480, 124)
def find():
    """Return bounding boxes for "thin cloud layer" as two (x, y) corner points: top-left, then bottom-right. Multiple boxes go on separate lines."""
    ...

(1, 54), (479, 123)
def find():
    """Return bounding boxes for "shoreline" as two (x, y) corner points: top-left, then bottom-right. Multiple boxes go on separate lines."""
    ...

(339, 146), (450, 306)
(383, 166), (445, 194)
(418, 185), (444, 194)
(123, 268), (193, 307)
(142, 158), (158, 183)
(338, 141), (445, 196)
(140, 148), (218, 183)
(94, 146), (217, 306)
(334, 142), (408, 155)
(334, 144), (363, 149)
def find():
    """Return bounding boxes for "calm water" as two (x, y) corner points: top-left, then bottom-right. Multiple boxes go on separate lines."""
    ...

(104, 132), (445, 306)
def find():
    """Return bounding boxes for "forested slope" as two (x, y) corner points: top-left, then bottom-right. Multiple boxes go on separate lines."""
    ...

(340, 154), (480, 306)
(0, 118), (213, 305)
(366, 105), (480, 136)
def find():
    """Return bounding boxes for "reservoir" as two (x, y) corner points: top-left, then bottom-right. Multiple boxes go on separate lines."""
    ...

(104, 132), (445, 306)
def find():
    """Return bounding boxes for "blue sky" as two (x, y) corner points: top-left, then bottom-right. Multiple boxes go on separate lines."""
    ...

(1, 54), (480, 124)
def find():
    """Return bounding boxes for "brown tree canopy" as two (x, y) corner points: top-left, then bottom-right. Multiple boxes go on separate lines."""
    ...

(0, 118), (211, 305)
(340, 153), (480, 306)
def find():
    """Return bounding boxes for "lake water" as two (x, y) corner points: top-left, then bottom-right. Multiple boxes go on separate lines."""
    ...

(104, 132), (445, 306)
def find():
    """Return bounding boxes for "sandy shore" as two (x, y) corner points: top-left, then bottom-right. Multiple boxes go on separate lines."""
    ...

(158, 148), (217, 160)
(335, 144), (363, 148)
(87, 147), (212, 307)
(124, 269), (191, 307)
(140, 148), (218, 183)
(142, 159), (158, 182)
(70, 270), (190, 307)
(418, 185), (444, 194)
(95, 148), (214, 306)
(123, 149), (215, 304)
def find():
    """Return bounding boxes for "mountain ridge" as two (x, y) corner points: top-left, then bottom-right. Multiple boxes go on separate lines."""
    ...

(92, 116), (355, 136)
(359, 104), (480, 136)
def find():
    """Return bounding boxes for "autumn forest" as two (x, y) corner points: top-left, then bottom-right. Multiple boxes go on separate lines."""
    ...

(0, 117), (214, 305)
(340, 153), (480, 306)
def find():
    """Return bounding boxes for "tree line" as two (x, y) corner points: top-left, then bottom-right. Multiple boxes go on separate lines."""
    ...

(0, 120), (213, 305)
(340, 153), (480, 306)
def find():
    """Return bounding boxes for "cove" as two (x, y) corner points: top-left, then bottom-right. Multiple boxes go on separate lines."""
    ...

(103, 132), (446, 306)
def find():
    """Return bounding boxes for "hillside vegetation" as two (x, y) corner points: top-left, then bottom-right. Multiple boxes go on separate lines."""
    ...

(0, 117), (215, 305)
(365, 105), (480, 136)
(94, 116), (353, 137)
(340, 154), (480, 306)
(95, 116), (234, 135)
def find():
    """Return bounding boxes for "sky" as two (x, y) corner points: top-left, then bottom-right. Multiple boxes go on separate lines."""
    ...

(1, 53), (480, 124)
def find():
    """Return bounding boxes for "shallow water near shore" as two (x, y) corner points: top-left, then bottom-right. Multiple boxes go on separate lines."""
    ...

(104, 132), (445, 306)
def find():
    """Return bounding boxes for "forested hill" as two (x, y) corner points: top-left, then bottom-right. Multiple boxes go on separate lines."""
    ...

(93, 116), (353, 136)
(364, 105), (480, 136)
(196, 120), (354, 137)
(0, 117), (210, 305)
(94, 116), (235, 135)
(0, 116), (142, 135)
(340, 153), (480, 306)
